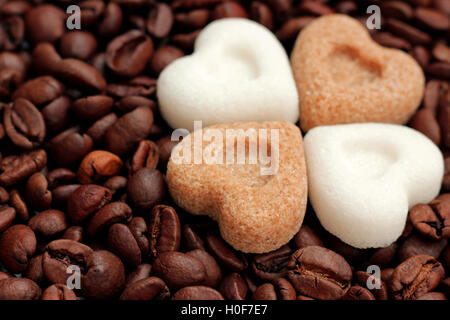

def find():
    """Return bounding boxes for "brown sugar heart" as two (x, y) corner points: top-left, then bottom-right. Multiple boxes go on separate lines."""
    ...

(166, 121), (307, 253)
(291, 14), (425, 132)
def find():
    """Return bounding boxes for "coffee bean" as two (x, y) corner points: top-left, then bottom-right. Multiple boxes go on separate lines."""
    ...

(287, 246), (352, 300)
(106, 30), (153, 78)
(131, 140), (160, 174)
(149, 205), (181, 259)
(126, 264), (152, 287)
(86, 113), (118, 144)
(41, 284), (77, 300)
(397, 233), (447, 262)
(385, 18), (431, 45)
(251, 1), (275, 30)
(272, 278), (296, 300)
(0, 278), (41, 300)
(294, 225), (324, 249)
(410, 202), (450, 239)
(62, 226), (83, 243)
(72, 95), (114, 121)
(147, 3), (174, 39)
(187, 249), (222, 287)
(276, 17), (315, 43)
(432, 43), (450, 64)
(149, 46), (184, 75)
(390, 255), (445, 300)
(105, 106), (154, 156)
(355, 271), (389, 300)
(25, 172), (51, 210)
(414, 7), (450, 31)
(8, 189), (28, 221)
(56, 58), (107, 92)
(67, 184), (112, 224)
(120, 276), (170, 300)
(60, 31), (98, 60)
(0, 224), (36, 273)
(372, 32), (412, 51)
(0, 205), (15, 232)
(171, 30), (201, 51)
(219, 273), (248, 300)
(410, 108), (441, 145)
(47, 168), (76, 189)
(417, 292), (447, 300)
(205, 232), (247, 272)
(342, 285), (375, 300)
(52, 184), (81, 209)
(156, 135), (180, 165)
(107, 223), (142, 266)
(251, 245), (292, 280)
(86, 202), (132, 237)
(78, 151), (123, 184)
(426, 62), (450, 81)
(103, 176), (128, 198)
(174, 9), (210, 29)
(152, 251), (206, 289)
(81, 250), (125, 300)
(182, 224), (205, 251)
(97, 2), (123, 37)
(211, 2), (248, 20)
(4, 98), (46, 150)
(411, 46), (430, 69)
(47, 127), (93, 167)
(12, 76), (63, 106)
(129, 217), (149, 257)
(172, 286), (224, 300)
(79, 0), (105, 27)
(381, 1), (413, 20)
(0, 149), (47, 187)
(28, 209), (67, 237)
(25, 4), (65, 44)
(252, 283), (277, 300)
(43, 239), (93, 285)
(127, 168), (166, 211)
(25, 254), (45, 284)
(297, 1), (333, 16)
(363, 243), (398, 269)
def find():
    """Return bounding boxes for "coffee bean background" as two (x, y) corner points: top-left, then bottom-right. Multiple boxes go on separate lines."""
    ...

(0, 0), (449, 300)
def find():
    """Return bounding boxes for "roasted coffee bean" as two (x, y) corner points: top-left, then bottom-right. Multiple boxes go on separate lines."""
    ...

(276, 17), (315, 43)
(25, 172), (51, 210)
(149, 46), (184, 76)
(126, 264), (152, 287)
(174, 9), (210, 29)
(385, 18), (431, 45)
(251, 245), (292, 280)
(170, 30), (201, 51)
(25, 4), (65, 44)
(363, 243), (398, 269)
(287, 246), (352, 300)
(120, 277), (170, 300)
(0, 278), (41, 300)
(81, 250), (125, 300)
(410, 202), (450, 239)
(62, 226), (83, 243)
(397, 233), (447, 262)
(272, 278), (296, 300)
(106, 30), (153, 78)
(86, 113), (118, 144)
(72, 95), (114, 121)
(148, 205), (180, 259)
(390, 255), (445, 300)
(0, 205), (15, 232)
(157, 135), (180, 165)
(60, 31), (98, 60)
(187, 249), (222, 287)
(381, 1), (413, 20)
(8, 189), (28, 221)
(128, 217), (149, 256)
(86, 201), (132, 237)
(131, 140), (160, 174)
(127, 168), (166, 211)
(417, 292), (447, 300)
(25, 254), (45, 284)
(78, 151), (123, 184)
(219, 273), (248, 300)
(426, 62), (450, 81)
(47, 168), (76, 189)
(116, 96), (157, 113)
(0, 16), (24, 51)
(4, 98), (45, 150)
(205, 232), (247, 272)
(52, 184), (81, 209)
(107, 223), (142, 266)
(12, 76), (63, 106)
(410, 108), (441, 145)
(355, 271), (389, 300)
(182, 224), (205, 251)
(0, 150), (46, 186)
(252, 283), (277, 300)
(211, 2), (248, 20)
(97, 2), (123, 37)
(251, 1), (275, 30)
(297, 1), (333, 16)
(105, 106), (154, 156)
(0, 224), (36, 273)
(294, 225), (323, 249)
(28, 210), (67, 237)
(43, 239), (93, 285)
(372, 32), (412, 51)
(79, 0), (105, 27)
(414, 7), (450, 31)
(342, 285), (375, 300)
(147, 3), (173, 39)
(171, 0), (222, 11)
(411, 46), (430, 69)
(67, 184), (112, 224)
(47, 127), (93, 167)
(106, 76), (157, 98)
(103, 176), (128, 197)
(432, 43), (450, 64)
(172, 286), (224, 300)
(41, 284), (77, 300)
(152, 251), (206, 289)
(56, 58), (107, 92)
(0, 186), (9, 203)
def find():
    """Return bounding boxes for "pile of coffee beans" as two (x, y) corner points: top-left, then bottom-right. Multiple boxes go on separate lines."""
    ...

(0, 0), (449, 300)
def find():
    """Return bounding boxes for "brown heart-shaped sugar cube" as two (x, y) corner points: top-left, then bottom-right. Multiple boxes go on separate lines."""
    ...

(166, 121), (307, 253)
(291, 14), (425, 131)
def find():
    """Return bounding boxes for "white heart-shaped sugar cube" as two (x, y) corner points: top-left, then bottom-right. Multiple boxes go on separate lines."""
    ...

(157, 18), (299, 131)
(304, 123), (444, 249)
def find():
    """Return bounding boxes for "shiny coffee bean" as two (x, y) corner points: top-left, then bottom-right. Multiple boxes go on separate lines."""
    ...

(67, 184), (112, 224)
(28, 209), (67, 237)
(205, 232), (247, 272)
(0, 224), (36, 273)
(120, 277), (170, 300)
(251, 245), (292, 280)
(41, 284), (77, 300)
(127, 168), (166, 211)
(148, 205), (180, 259)
(0, 278), (41, 300)
(172, 286), (224, 300)
(219, 273), (248, 300)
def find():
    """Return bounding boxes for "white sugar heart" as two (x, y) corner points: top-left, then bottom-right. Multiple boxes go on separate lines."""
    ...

(304, 123), (444, 249)
(157, 18), (299, 131)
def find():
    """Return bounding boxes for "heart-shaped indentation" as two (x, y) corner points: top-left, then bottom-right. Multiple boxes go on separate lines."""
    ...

(166, 121), (307, 253)
(304, 123), (444, 249)
(157, 18), (299, 131)
(291, 15), (425, 131)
